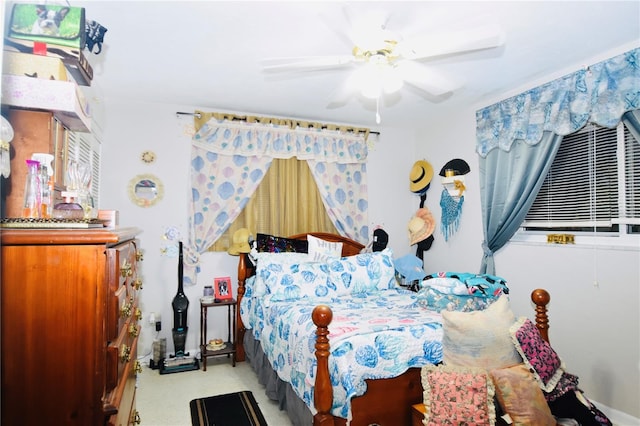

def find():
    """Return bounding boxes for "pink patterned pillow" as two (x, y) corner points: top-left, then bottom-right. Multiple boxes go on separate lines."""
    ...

(421, 364), (496, 425)
(509, 317), (565, 392)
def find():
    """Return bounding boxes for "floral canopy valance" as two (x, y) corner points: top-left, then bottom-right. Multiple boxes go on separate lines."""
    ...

(193, 118), (369, 163)
(476, 47), (640, 157)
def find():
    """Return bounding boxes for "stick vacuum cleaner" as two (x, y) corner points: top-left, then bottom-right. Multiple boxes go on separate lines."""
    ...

(160, 241), (199, 374)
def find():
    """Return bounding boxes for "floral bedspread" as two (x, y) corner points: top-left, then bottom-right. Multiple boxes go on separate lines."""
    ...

(241, 285), (443, 421)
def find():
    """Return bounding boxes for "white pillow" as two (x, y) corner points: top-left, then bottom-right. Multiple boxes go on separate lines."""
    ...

(307, 234), (343, 262)
(441, 295), (522, 370)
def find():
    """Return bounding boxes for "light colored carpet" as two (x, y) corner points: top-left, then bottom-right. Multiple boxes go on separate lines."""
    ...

(136, 356), (293, 426)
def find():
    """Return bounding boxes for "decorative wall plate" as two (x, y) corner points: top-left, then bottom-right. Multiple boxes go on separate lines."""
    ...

(141, 150), (156, 164)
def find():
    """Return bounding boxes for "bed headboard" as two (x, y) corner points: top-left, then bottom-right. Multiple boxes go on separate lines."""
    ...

(287, 232), (365, 256)
(235, 232), (365, 362)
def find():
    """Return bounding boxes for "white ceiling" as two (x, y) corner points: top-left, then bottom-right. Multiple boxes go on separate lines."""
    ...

(72, 1), (640, 129)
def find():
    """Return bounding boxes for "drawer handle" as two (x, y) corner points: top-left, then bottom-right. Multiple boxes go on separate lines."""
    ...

(132, 278), (143, 291)
(120, 302), (132, 319)
(119, 344), (131, 363)
(128, 324), (139, 338)
(135, 308), (142, 321)
(132, 410), (141, 424)
(135, 360), (143, 374)
(120, 260), (132, 278)
(136, 250), (144, 262)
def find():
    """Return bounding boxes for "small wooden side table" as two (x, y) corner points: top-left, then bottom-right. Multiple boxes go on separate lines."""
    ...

(199, 298), (237, 371)
(411, 403), (427, 426)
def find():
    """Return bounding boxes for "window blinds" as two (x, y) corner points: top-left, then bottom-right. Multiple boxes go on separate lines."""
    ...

(525, 124), (624, 228)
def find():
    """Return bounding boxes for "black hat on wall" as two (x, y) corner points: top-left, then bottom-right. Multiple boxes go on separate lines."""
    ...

(439, 158), (470, 177)
(372, 228), (389, 252)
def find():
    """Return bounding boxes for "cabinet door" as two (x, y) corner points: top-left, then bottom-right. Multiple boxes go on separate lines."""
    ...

(3, 109), (70, 217)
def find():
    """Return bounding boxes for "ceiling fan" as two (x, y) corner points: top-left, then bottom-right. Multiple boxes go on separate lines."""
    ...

(261, 7), (506, 123)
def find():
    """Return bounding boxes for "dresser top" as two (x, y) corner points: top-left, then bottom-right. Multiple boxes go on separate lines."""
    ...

(0, 227), (141, 245)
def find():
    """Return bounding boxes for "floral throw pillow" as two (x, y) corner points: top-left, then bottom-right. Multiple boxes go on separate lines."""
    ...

(256, 233), (308, 253)
(421, 364), (496, 425)
(509, 317), (565, 392)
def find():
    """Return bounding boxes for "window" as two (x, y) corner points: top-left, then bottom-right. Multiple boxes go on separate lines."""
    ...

(522, 121), (639, 239)
(66, 128), (102, 208)
(208, 157), (337, 251)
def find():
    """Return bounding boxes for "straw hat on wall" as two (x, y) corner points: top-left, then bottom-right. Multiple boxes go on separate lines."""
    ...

(408, 208), (436, 245)
(409, 160), (434, 194)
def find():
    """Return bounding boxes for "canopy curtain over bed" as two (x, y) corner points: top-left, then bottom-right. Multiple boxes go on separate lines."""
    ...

(185, 113), (371, 284)
(476, 47), (640, 274)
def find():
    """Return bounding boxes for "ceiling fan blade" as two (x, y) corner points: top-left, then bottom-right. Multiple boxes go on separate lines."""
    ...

(261, 55), (355, 73)
(326, 78), (356, 109)
(397, 24), (505, 60)
(395, 60), (460, 97)
(348, 8), (393, 50)
(317, 4), (359, 49)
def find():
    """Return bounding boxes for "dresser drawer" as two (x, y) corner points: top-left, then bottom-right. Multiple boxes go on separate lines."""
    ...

(106, 240), (140, 341)
(127, 240), (143, 299)
(106, 320), (139, 393)
(105, 336), (140, 425)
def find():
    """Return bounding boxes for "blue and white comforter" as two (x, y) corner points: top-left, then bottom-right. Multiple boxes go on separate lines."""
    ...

(241, 284), (443, 421)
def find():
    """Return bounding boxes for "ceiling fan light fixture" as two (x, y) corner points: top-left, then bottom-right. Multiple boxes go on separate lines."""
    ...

(382, 69), (403, 94)
(352, 61), (403, 99)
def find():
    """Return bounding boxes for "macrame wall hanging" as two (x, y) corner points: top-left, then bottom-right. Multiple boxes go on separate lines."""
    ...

(438, 158), (470, 242)
(440, 189), (464, 241)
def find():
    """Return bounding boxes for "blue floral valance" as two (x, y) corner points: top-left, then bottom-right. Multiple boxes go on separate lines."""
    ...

(192, 119), (369, 164)
(476, 47), (640, 157)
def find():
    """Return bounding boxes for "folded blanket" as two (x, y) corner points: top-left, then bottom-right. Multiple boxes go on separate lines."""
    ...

(417, 272), (509, 312)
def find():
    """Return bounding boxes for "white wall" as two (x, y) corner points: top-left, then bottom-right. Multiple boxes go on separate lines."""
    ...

(413, 61), (640, 419)
(98, 98), (417, 365)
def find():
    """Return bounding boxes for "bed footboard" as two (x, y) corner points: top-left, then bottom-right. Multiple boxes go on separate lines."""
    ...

(312, 305), (334, 426)
(531, 288), (551, 343)
(310, 288), (553, 425)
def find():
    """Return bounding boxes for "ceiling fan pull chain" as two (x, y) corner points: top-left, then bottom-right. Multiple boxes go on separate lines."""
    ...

(376, 96), (381, 124)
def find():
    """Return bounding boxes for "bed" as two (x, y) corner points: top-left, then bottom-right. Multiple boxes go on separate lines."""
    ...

(234, 232), (553, 426)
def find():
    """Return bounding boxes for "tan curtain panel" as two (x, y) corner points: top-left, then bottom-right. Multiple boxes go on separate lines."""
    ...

(209, 157), (337, 252)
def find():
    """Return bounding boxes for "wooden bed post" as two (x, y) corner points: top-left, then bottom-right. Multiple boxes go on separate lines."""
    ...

(312, 305), (335, 426)
(531, 288), (551, 343)
(235, 253), (250, 362)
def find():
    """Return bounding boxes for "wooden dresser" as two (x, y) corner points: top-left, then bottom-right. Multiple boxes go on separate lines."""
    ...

(1, 227), (143, 425)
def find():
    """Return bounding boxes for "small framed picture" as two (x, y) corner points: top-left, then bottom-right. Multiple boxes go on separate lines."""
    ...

(214, 276), (233, 300)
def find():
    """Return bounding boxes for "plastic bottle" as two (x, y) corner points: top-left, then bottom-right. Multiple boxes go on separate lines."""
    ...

(22, 159), (41, 218)
(32, 153), (54, 218)
(38, 163), (52, 218)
